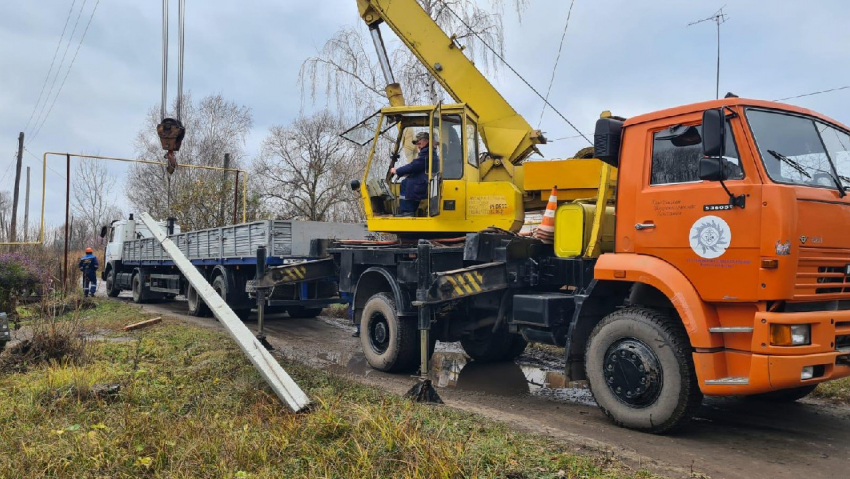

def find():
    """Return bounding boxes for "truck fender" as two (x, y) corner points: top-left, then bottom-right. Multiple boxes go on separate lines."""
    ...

(353, 267), (412, 324)
(593, 253), (721, 348)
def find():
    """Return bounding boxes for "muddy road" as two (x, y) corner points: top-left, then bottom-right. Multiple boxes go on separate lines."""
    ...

(117, 296), (850, 479)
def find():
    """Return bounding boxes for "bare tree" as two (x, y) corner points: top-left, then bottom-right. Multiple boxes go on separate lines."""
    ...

(125, 93), (255, 230)
(70, 158), (122, 247)
(300, 0), (526, 118)
(254, 111), (364, 222)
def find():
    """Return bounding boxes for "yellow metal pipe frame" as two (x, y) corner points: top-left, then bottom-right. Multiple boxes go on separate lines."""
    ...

(0, 152), (249, 246)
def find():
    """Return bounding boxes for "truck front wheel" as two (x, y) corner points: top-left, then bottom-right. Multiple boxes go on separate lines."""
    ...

(585, 307), (702, 434)
(360, 293), (418, 372)
(106, 269), (120, 298)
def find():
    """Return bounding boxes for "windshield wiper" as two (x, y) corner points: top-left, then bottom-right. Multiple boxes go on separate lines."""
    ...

(768, 150), (811, 179)
(768, 149), (847, 197)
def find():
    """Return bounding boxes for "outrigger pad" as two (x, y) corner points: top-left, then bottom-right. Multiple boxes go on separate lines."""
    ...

(403, 379), (443, 404)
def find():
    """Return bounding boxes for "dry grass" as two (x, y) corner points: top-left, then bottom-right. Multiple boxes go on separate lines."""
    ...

(812, 376), (850, 404)
(0, 300), (661, 479)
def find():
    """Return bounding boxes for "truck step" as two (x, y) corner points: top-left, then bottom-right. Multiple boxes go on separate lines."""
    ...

(704, 377), (749, 385)
(708, 327), (754, 333)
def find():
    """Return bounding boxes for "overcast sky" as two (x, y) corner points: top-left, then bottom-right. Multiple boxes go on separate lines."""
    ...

(1, 0), (849, 228)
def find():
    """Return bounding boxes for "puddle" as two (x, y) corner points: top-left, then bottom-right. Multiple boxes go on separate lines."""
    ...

(319, 343), (596, 407)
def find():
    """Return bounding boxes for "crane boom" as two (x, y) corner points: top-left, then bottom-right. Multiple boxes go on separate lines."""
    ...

(357, 0), (546, 165)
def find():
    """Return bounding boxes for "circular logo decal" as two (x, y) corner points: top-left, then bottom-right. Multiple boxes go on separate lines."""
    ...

(689, 215), (731, 259)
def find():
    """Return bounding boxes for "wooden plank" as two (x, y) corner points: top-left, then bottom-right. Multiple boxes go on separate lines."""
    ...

(139, 213), (311, 413)
(123, 317), (162, 331)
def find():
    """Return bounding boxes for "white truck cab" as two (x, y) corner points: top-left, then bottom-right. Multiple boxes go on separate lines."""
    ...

(103, 215), (180, 265)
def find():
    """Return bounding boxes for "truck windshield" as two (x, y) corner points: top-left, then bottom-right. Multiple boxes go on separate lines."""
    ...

(747, 108), (850, 190)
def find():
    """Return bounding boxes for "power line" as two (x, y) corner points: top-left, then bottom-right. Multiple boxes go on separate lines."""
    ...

(774, 85), (850, 102)
(28, 0), (102, 145)
(23, 0), (78, 134)
(437, 0), (591, 145)
(23, 148), (67, 180)
(538, 0), (577, 129)
(27, 0), (89, 139)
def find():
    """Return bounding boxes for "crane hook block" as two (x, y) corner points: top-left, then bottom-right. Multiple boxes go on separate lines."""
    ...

(157, 118), (186, 152)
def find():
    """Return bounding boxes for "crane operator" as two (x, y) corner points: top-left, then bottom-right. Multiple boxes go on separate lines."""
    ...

(390, 131), (439, 216)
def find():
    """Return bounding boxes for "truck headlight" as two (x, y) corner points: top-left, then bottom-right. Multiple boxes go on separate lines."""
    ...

(770, 324), (811, 346)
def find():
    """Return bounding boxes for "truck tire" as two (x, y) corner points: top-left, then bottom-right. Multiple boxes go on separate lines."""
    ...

(211, 276), (251, 320)
(287, 306), (323, 319)
(106, 269), (121, 298)
(461, 326), (526, 362)
(131, 273), (149, 304)
(748, 385), (817, 402)
(585, 306), (702, 434)
(186, 283), (211, 317)
(360, 292), (418, 372)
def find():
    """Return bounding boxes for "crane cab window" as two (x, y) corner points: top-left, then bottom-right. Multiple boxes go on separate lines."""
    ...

(440, 114), (464, 180)
(650, 122), (742, 185)
(467, 121), (480, 168)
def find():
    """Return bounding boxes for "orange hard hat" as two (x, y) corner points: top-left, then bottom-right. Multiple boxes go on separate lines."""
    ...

(85, 247), (93, 253)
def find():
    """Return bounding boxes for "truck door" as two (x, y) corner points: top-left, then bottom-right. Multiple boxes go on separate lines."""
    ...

(629, 114), (762, 301)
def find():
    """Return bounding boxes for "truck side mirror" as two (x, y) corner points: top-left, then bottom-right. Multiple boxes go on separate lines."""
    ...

(99, 226), (108, 238)
(699, 157), (725, 182)
(702, 108), (725, 159)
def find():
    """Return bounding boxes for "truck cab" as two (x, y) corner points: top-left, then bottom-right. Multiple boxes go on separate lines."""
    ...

(102, 216), (179, 268)
(592, 98), (850, 398)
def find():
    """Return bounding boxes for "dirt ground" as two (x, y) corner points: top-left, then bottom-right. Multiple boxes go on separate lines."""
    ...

(114, 295), (850, 479)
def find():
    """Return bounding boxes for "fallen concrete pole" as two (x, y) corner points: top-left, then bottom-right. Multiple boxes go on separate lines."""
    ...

(139, 213), (310, 412)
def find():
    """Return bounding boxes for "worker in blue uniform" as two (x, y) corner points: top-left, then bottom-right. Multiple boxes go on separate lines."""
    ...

(391, 131), (439, 216)
(79, 247), (99, 298)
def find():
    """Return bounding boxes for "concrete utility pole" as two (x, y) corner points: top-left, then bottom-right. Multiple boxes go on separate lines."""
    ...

(220, 153), (231, 225)
(23, 167), (30, 242)
(9, 132), (23, 242)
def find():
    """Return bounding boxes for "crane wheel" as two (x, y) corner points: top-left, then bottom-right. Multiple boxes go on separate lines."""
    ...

(360, 293), (418, 372)
(585, 306), (703, 434)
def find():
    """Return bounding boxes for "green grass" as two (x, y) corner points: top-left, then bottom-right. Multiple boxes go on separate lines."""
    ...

(0, 300), (660, 478)
(812, 376), (850, 404)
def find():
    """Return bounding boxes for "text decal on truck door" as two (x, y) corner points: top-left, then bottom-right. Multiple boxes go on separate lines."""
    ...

(689, 215), (731, 259)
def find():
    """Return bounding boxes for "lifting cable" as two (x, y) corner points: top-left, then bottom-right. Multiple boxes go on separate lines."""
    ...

(157, 0), (187, 186)
(537, 0), (577, 129)
(437, 0), (591, 145)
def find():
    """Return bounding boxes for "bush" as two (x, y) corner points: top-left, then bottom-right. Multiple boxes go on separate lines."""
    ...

(0, 253), (45, 316)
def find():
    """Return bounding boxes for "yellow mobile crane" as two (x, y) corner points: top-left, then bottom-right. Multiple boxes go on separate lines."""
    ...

(349, 0), (615, 238)
(259, 0), (850, 433)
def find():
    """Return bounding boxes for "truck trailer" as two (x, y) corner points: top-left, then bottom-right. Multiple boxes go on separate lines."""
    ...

(101, 216), (368, 318)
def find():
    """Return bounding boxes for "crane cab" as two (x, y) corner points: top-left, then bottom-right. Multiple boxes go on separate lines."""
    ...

(344, 103), (525, 235)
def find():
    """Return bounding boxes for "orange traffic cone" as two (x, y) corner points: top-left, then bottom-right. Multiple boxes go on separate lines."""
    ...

(534, 186), (558, 244)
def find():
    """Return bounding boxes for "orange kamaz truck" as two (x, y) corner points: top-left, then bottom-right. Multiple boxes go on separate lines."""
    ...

(257, 0), (850, 433)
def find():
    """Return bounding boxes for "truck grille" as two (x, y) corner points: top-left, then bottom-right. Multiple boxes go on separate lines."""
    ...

(795, 249), (850, 300)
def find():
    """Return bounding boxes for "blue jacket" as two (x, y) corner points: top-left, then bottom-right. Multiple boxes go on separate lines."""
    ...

(396, 147), (439, 202)
(79, 253), (99, 275)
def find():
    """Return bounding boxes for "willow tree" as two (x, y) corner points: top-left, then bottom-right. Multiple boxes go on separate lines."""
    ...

(300, 0), (527, 118)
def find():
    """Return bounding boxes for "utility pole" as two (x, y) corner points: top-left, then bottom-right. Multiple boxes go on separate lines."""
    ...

(220, 153), (231, 225)
(688, 6), (729, 100)
(10, 132), (23, 243)
(23, 167), (30, 242)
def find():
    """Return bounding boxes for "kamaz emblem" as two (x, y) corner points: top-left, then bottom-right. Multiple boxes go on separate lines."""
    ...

(800, 236), (808, 244)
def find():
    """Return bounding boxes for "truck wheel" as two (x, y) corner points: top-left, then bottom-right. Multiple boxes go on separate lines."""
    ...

(106, 269), (120, 298)
(360, 292), (418, 372)
(287, 306), (323, 319)
(132, 274), (148, 304)
(461, 326), (525, 362)
(186, 284), (211, 317)
(585, 306), (702, 434)
(748, 385), (817, 402)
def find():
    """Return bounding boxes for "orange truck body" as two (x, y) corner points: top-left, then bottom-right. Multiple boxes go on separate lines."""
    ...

(595, 98), (850, 395)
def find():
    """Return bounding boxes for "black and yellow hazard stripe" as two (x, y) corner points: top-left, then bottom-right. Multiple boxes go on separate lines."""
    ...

(443, 271), (484, 297)
(273, 265), (308, 282)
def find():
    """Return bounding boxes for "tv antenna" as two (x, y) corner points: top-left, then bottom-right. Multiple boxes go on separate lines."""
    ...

(688, 6), (729, 100)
